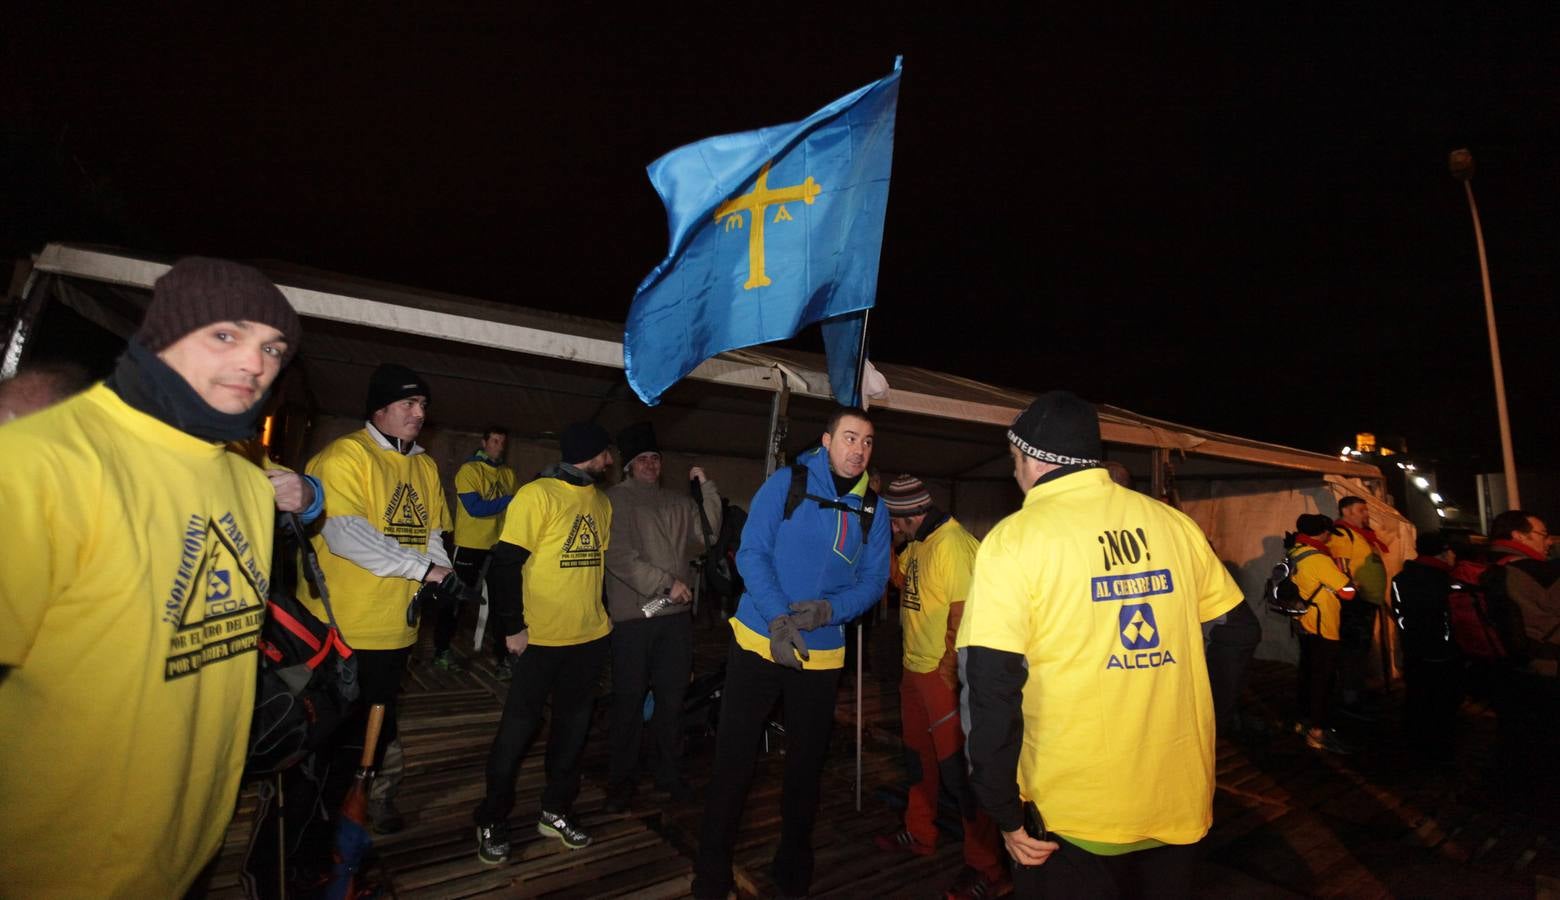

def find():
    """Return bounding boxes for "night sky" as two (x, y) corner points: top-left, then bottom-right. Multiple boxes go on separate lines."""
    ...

(6, 8), (1558, 489)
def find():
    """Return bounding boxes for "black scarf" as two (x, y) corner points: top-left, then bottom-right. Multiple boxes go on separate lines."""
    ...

(106, 339), (265, 443)
(540, 461), (599, 487)
(914, 508), (951, 542)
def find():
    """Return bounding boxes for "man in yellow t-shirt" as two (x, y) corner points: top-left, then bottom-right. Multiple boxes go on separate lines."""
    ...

(873, 474), (1008, 900)
(447, 425), (519, 674)
(958, 392), (1242, 899)
(0, 257), (300, 898)
(1327, 495), (1390, 715)
(474, 422), (614, 864)
(306, 363), (453, 834)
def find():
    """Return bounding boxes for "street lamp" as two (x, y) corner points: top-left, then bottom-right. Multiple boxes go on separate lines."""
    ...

(1448, 148), (1520, 508)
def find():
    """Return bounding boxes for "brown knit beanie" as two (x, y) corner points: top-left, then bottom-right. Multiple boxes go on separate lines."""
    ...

(137, 258), (301, 363)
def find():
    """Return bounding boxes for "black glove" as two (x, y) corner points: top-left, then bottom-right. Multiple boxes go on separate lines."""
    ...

(435, 568), (477, 605)
(406, 582), (438, 626)
(768, 614), (809, 670)
(787, 599), (833, 631)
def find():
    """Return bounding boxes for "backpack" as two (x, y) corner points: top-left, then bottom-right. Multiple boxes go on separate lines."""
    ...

(705, 499), (748, 602)
(1264, 549), (1324, 617)
(781, 463), (879, 545)
(691, 477), (748, 606)
(246, 514), (359, 778)
(1446, 581), (1507, 660)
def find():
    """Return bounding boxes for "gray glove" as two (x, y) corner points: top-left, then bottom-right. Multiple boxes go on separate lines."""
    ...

(768, 615), (809, 670)
(787, 599), (833, 632)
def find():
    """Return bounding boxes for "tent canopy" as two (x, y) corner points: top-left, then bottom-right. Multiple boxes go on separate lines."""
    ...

(19, 243), (1381, 487)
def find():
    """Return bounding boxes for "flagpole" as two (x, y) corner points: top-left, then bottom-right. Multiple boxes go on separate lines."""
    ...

(852, 309), (872, 408)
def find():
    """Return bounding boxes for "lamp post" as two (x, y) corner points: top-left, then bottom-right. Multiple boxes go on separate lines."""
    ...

(1448, 148), (1520, 508)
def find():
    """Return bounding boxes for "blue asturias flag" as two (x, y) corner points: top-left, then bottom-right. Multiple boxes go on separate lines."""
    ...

(625, 59), (901, 406)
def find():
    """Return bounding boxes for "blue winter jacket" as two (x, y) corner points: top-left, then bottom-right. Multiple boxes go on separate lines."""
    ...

(730, 446), (892, 668)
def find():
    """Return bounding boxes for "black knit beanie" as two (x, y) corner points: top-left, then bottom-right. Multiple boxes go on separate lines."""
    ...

(616, 421), (660, 470)
(1007, 390), (1102, 467)
(561, 422), (611, 465)
(137, 258), (301, 362)
(364, 364), (430, 418)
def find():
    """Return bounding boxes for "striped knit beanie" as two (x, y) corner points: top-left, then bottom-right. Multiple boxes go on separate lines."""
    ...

(883, 474), (933, 518)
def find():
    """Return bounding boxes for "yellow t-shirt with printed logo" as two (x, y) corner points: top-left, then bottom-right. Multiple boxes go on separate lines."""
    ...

(454, 458), (518, 550)
(0, 384), (275, 899)
(500, 476), (613, 647)
(956, 468), (1242, 846)
(306, 429), (451, 650)
(899, 517), (979, 674)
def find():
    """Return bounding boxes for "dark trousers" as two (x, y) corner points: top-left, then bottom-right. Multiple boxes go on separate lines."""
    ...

(608, 613), (694, 788)
(1206, 600), (1262, 733)
(1403, 656), (1462, 759)
(474, 636), (609, 824)
(451, 546), (507, 661)
(1337, 601), (1379, 695)
(692, 641), (842, 899)
(1012, 839), (1200, 899)
(1296, 634), (1341, 728)
(352, 646), (412, 767)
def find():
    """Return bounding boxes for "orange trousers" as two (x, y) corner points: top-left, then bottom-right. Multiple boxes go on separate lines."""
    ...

(900, 669), (1004, 879)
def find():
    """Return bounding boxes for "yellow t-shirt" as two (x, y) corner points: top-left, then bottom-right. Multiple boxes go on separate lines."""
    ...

(499, 476), (613, 646)
(305, 429), (451, 650)
(899, 516), (979, 674)
(0, 385), (275, 898)
(956, 468), (1242, 846)
(1327, 525), (1387, 605)
(453, 457), (518, 550)
(1292, 543), (1353, 640)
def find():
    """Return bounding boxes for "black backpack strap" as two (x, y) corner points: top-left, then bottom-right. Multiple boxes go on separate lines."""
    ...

(782, 463), (877, 546)
(782, 463), (809, 520)
(1290, 550), (1325, 605)
(284, 513), (345, 638)
(860, 488), (878, 544)
(691, 478), (717, 547)
(284, 512), (359, 701)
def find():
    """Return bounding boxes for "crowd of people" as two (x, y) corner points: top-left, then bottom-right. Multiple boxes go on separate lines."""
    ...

(1, 256), (1556, 899)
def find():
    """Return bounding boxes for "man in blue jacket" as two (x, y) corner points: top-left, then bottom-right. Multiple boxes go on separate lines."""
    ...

(692, 406), (892, 900)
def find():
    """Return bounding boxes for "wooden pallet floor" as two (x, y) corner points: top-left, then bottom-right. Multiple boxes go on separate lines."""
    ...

(207, 607), (1560, 898)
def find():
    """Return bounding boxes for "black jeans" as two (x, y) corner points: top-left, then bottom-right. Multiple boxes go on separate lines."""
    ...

(474, 636), (609, 824)
(608, 613), (694, 788)
(1403, 656), (1462, 758)
(1337, 600), (1379, 695)
(1296, 634), (1341, 728)
(351, 646), (412, 767)
(1011, 838), (1200, 899)
(1206, 599), (1261, 733)
(692, 641), (841, 899)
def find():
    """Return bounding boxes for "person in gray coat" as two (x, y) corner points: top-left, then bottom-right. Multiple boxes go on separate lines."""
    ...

(603, 421), (721, 807)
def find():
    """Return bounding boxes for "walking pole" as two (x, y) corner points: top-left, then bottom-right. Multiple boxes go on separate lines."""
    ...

(856, 621), (864, 812)
(849, 309), (871, 814)
(276, 772), (287, 900)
